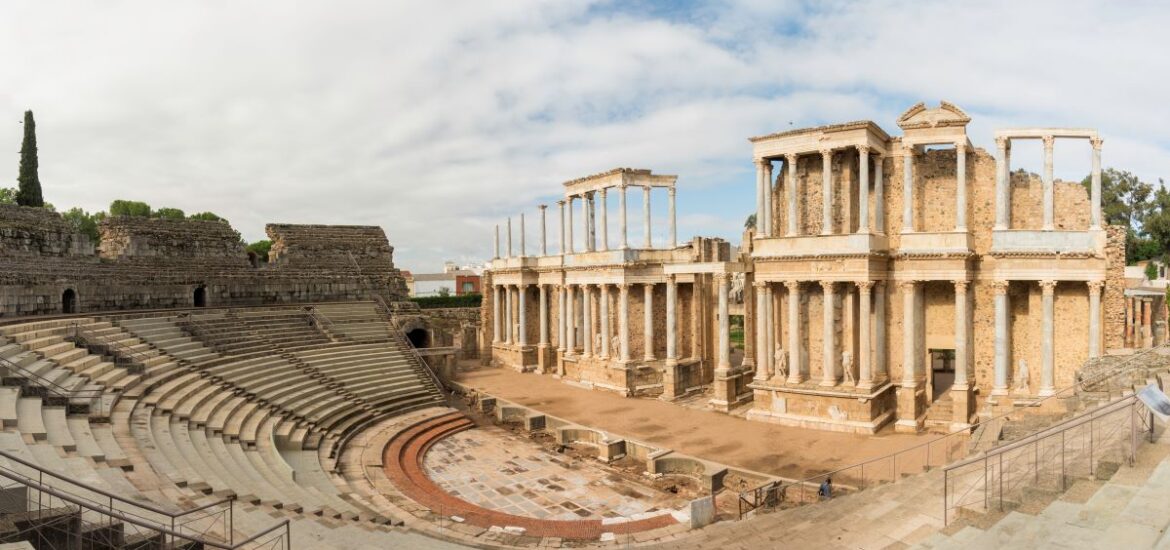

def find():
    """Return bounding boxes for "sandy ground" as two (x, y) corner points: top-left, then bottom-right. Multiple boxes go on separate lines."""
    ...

(454, 365), (937, 481)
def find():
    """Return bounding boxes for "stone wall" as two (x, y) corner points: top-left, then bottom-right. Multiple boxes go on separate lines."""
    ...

(1104, 224), (1127, 350)
(0, 204), (94, 257)
(266, 223), (409, 300)
(100, 216), (247, 266)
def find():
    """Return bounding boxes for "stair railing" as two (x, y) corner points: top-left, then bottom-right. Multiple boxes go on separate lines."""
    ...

(67, 322), (155, 373)
(0, 353), (104, 413)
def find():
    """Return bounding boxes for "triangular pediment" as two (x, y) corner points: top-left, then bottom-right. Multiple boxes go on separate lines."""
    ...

(897, 101), (971, 130)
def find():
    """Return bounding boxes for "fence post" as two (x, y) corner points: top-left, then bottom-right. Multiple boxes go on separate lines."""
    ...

(1061, 430), (1066, 491)
(998, 452), (1003, 512)
(1089, 411), (1095, 477)
(943, 469), (948, 526)
(1130, 400), (1138, 466)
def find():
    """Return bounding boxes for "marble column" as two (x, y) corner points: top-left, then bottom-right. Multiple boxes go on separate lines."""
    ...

(619, 283), (631, 362)
(1091, 137), (1103, 229)
(994, 138), (1009, 230)
(1089, 281), (1103, 359)
(619, 185), (629, 249)
(953, 280), (970, 389)
(716, 274), (731, 372)
(992, 281), (1010, 395)
(668, 188), (677, 247)
(666, 275), (678, 365)
(858, 146), (870, 233)
(874, 154), (885, 233)
(507, 217), (513, 257)
(582, 285), (593, 357)
(763, 161), (773, 236)
(875, 282), (887, 382)
(493, 224), (500, 259)
(644, 283), (655, 360)
(538, 284), (549, 346)
(599, 188), (609, 251)
(858, 281), (874, 388)
(557, 285), (567, 351)
(821, 281), (836, 386)
(786, 281), (803, 383)
(539, 205), (548, 256)
(821, 149), (833, 235)
(643, 186), (652, 248)
(567, 197), (575, 253)
(581, 194), (590, 252)
(901, 281), (918, 387)
(599, 284), (609, 358)
(754, 281), (768, 380)
(956, 143), (967, 231)
(765, 284), (775, 378)
(518, 284), (528, 346)
(1040, 280), (1057, 396)
(902, 146), (914, 233)
(505, 285), (513, 344)
(756, 159), (766, 236)
(558, 200), (565, 256)
(786, 154), (799, 236)
(519, 213), (526, 257)
(1043, 136), (1055, 231)
(492, 285), (502, 343)
(565, 284), (576, 353)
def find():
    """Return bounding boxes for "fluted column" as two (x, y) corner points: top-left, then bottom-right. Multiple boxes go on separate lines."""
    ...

(518, 284), (528, 346)
(666, 275), (678, 365)
(492, 285), (502, 343)
(619, 283), (631, 361)
(505, 285), (513, 344)
(858, 146), (870, 233)
(716, 274), (731, 372)
(599, 284), (609, 358)
(820, 281), (836, 386)
(763, 160), (773, 236)
(953, 280), (969, 389)
(643, 186), (652, 248)
(558, 201), (565, 256)
(582, 285), (593, 357)
(567, 197), (575, 253)
(756, 159), (766, 236)
(754, 281), (768, 380)
(519, 213), (526, 257)
(565, 284), (576, 353)
(902, 146), (914, 232)
(858, 281), (874, 388)
(874, 154), (885, 233)
(1089, 280), (1104, 358)
(765, 284), (775, 378)
(581, 194), (590, 252)
(992, 281), (1010, 395)
(643, 283), (655, 360)
(539, 205), (548, 256)
(1040, 280), (1057, 396)
(1091, 137), (1103, 229)
(668, 188), (677, 247)
(901, 281), (918, 387)
(785, 280), (803, 383)
(994, 138), (1009, 230)
(821, 149), (833, 235)
(875, 281), (887, 382)
(786, 154), (798, 236)
(956, 143), (967, 231)
(493, 224), (500, 259)
(619, 185), (629, 249)
(538, 284), (548, 346)
(1043, 135), (1055, 231)
(599, 188), (609, 251)
(507, 217), (513, 257)
(557, 284), (566, 351)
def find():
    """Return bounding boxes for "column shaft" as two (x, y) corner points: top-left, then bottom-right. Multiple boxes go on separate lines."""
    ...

(858, 148), (870, 233)
(1089, 281), (1103, 358)
(875, 282), (887, 381)
(518, 285), (528, 346)
(821, 150), (833, 235)
(539, 205), (548, 256)
(902, 147), (914, 232)
(582, 286), (593, 357)
(619, 284), (631, 361)
(954, 281), (969, 388)
(821, 282), (836, 385)
(558, 285), (566, 351)
(763, 161), (773, 236)
(581, 195), (590, 252)
(492, 285), (502, 343)
(901, 282), (917, 386)
(567, 197), (575, 253)
(717, 275), (731, 371)
(599, 285), (609, 358)
(519, 213), (526, 256)
(786, 155), (798, 236)
(956, 144), (967, 231)
(786, 281), (803, 383)
(1040, 281), (1056, 395)
(993, 282), (1010, 394)
(599, 188), (609, 251)
(995, 139), (1009, 229)
(756, 160), (766, 236)
(620, 186), (629, 249)
(765, 285), (775, 378)
(558, 201), (565, 255)
(1091, 138), (1103, 228)
(874, 155), (885, 233)
(538, 285), (548, 345)
(668, 188), (677, 247)
(505, 286), (513, 344)
(858, 282), (873, 387)
(754, 283), (767, 380)
(643, 186), (652, 248)
(493, 225), (500, 259)
(565, 285), (576, 352)
(666, 277), (678, 363)
(644, 283), (655, 360)
(1043, 136), (1055, 230)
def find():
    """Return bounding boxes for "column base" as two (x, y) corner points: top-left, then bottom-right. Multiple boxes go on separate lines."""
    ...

(819, 379), (839, 388)
(991, 386), (1009, 397)
(1038, 387), (1056, 397)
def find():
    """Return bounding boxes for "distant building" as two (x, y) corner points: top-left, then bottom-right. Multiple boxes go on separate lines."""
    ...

(408, 266), (483, 297)
(1124, 259), (1168, 348)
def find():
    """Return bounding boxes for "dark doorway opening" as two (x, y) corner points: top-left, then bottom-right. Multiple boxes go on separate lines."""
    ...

(194, 286), (207, 307)
(929, 349), (955, 402)
(62, 289), (78, 314)
(407, 328), (430, 348)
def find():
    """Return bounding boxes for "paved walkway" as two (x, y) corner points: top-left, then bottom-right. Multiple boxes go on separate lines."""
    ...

(456, 367), (929, 479)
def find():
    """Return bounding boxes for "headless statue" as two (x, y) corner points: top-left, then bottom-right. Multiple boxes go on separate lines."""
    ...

(1014, 359), (1030, 393)
(774, 346), (788, 379)
(841, 350), (855, 384)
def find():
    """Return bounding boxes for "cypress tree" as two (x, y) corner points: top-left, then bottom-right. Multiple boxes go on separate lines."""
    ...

(16, 110), (44, 207)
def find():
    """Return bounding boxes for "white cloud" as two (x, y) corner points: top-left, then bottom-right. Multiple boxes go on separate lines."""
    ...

(0, 1), (1166, 272)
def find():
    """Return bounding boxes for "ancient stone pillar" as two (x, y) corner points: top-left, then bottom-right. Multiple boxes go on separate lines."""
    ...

(992, 281), (1010, 395)
(1040, 280), (1056, 396)
(582, 285), (593, 357)
(902, 146), (914, 232)
(493, 224), (500, 259)
(538, 284), (548, 346)
(557, 284), (566, 351)
(643, 283), (655, 360)
(566, 197), (575, 254)
(1091, 137), (1103, 229)
(956, 143), (967, 232)
(599, 188), (608, 251)
(619, 185), (629, 250)
(557, 200), (565, 256)
(507, 217), (513, 258)
(1043, 135), (1055, 231)
(643, 186), (652, 248)
(1089, 280), (1103, 358)
(754, 281), (768, 380)
(765, 284), (775, 378)
(581, 194), (590, 252)
(539, 205), (547, 256)
(599, 284), (609, 358)
(858, 281), (874, 388)
(821, 149), (833, 235)
(858, 146), (870, 234)
(505, 285), (513, 344)
(875, 281), (887, 382)
(518, 284), (528, 346)
(492, 285), (502, 343)
(786, 154), (799, 237)
(756, 159), (766, 237)
(716, 274), (731, 372)
(821, 281), (836, 386)
(519, 213), (526, 257)
(874, 154), (885, 233)
(666, 275), (678, 365)
(785, 281), (803, 383)
(995, 137), (1009, 230)
(565, 284), (576, 353)
(901, 281), (918, 387)
(953, 280), (970, 389)
(668, 187), (677, 247)
(762, 160), (773, 236)
(619, 283), (631, 362)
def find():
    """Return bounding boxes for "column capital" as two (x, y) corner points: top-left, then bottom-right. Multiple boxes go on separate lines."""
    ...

(953, 279), (970, 293)
(819, 148), (833, 158)
(857, 144), (870, 155)
(784, 280), (800, 292)
(1088, 280), (1106, 292)
(538, 204), (547, 211)
(754, 158), (772, 169)
(1042, 135), (1055, 149)
(819, 280), (835, 293)
(898, 280), (918, 292)
(556, 199), (565, 206)
(1040, 279), (1058, 293)
(991, 280), (1010, 295)
(753, 280), (767, 290)
(902, 144), (915, 157)
(955, 142), (967, 153)
(642, 281), (655, 289)
(714, 272), (730, 283)
(857, 280), (875, 293)
(618, 282), (631, 291)
(668, 186), (676, 196)
(1090, 136), (1104, 150)
(784, 152), (799, 164)
(666, 273), (676, 284)
(995, 136), (1008, 150)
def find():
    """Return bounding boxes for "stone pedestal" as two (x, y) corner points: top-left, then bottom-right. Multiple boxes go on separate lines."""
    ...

(492, 343), (537, 372)
(709, 370), (739, 412)
(746, 380), (896, 434)
(661, 360), (681, 401)
(950, 385), (974, 431)
(895, 384), (925, 433)
(536, 343), (555, 374)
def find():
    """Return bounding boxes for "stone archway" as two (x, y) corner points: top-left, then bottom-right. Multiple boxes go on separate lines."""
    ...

(62, 288), (78, 314)
(407, 328), (430, 349)
(194, 286), (208, 307)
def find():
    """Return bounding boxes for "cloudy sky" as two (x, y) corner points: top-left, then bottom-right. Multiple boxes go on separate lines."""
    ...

(2, 1), (1167, 272)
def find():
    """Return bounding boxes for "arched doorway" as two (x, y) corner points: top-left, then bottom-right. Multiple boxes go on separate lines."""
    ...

(193, 286), (207, 308)
(62, 289), (78, 314)
(406, 328), (430, 349)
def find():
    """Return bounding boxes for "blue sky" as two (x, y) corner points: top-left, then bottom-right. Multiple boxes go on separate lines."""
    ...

(1, 1), (1167, 272)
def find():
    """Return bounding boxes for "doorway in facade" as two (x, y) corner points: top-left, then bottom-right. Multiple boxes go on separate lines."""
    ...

(929, 349), (955, 402)
(194, 286), (207, 307)
(62, 289), (78, 314)
(407, 328), (430, 348)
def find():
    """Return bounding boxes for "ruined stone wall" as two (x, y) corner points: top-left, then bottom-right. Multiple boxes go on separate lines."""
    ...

(0, 204), (94, 258)
(421, 307), (482, 358)
(100, 217), (247, 266)
(265, 223), (409, 301)
(1007, 172), (1091, 231)
(1104, 224), (1127, 350)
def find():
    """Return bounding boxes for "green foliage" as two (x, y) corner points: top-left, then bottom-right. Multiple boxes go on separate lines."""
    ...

(1089, 169), (1165, 264)
(411, 293), (482, 309)
(153, 207), (185, 220)
(437, 286), (452, 297)
(62, 207), (103, 244)
(1145, 262), (1160, 281)
(0, 187), (15, 205)
(246, 240), (272, 263)
(744, 213), (756, 230)
(109, 200), (152, 217)
(187, 211), (224, 222)
(16, 111), (44, 207)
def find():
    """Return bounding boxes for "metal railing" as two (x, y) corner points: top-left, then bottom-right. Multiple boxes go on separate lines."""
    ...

(67, 322), (156, 373)
(0, 354), (105, 414)
(736, 342), (1170, 519)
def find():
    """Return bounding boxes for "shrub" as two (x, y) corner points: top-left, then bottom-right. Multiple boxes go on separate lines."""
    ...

(411, 293), (482, 309)
(109, 200), (152, 217)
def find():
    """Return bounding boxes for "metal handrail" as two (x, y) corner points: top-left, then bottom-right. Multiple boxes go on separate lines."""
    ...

(67, 322), (156, 369)
(0, 354), (103, 402)
(737, 341), (1170, 515)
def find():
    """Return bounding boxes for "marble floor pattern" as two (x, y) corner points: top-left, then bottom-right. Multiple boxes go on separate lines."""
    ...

(422, 426), (684, 522)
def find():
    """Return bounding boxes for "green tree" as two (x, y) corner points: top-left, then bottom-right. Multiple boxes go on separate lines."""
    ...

(109, 200), (152, 217)
(245, 239), (272, 263)
(1086, 168), (1157, 263)
(16, 111), (44, 207)
(0, 187), (15, 205)
(1140, 182), (1170, 263)
(153, 207), (185, 220)
(61, 207), (102, 244)
(744, 213), (756, 230)
(188, 211), (224, 222)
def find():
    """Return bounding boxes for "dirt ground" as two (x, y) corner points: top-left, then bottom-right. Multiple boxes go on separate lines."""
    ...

(455, 365), (932, 480)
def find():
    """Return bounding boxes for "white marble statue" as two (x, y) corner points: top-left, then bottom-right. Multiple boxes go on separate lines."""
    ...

(594, 333), (603, 355)
(774, 346), (788, 379)
(841, 350), (855, 384)
(611, 335), (621, 357)
(1014, 359), (1029, 393)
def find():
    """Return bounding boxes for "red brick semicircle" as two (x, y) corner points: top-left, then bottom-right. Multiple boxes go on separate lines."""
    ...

(382, 412), (678, 540)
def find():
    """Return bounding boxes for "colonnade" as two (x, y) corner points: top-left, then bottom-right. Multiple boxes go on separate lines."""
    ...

(754, 147), (887, 237)
(994, 134), (1104, 231)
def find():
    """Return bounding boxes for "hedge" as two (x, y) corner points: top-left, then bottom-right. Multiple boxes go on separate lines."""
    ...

(411, 293), (482, 309)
